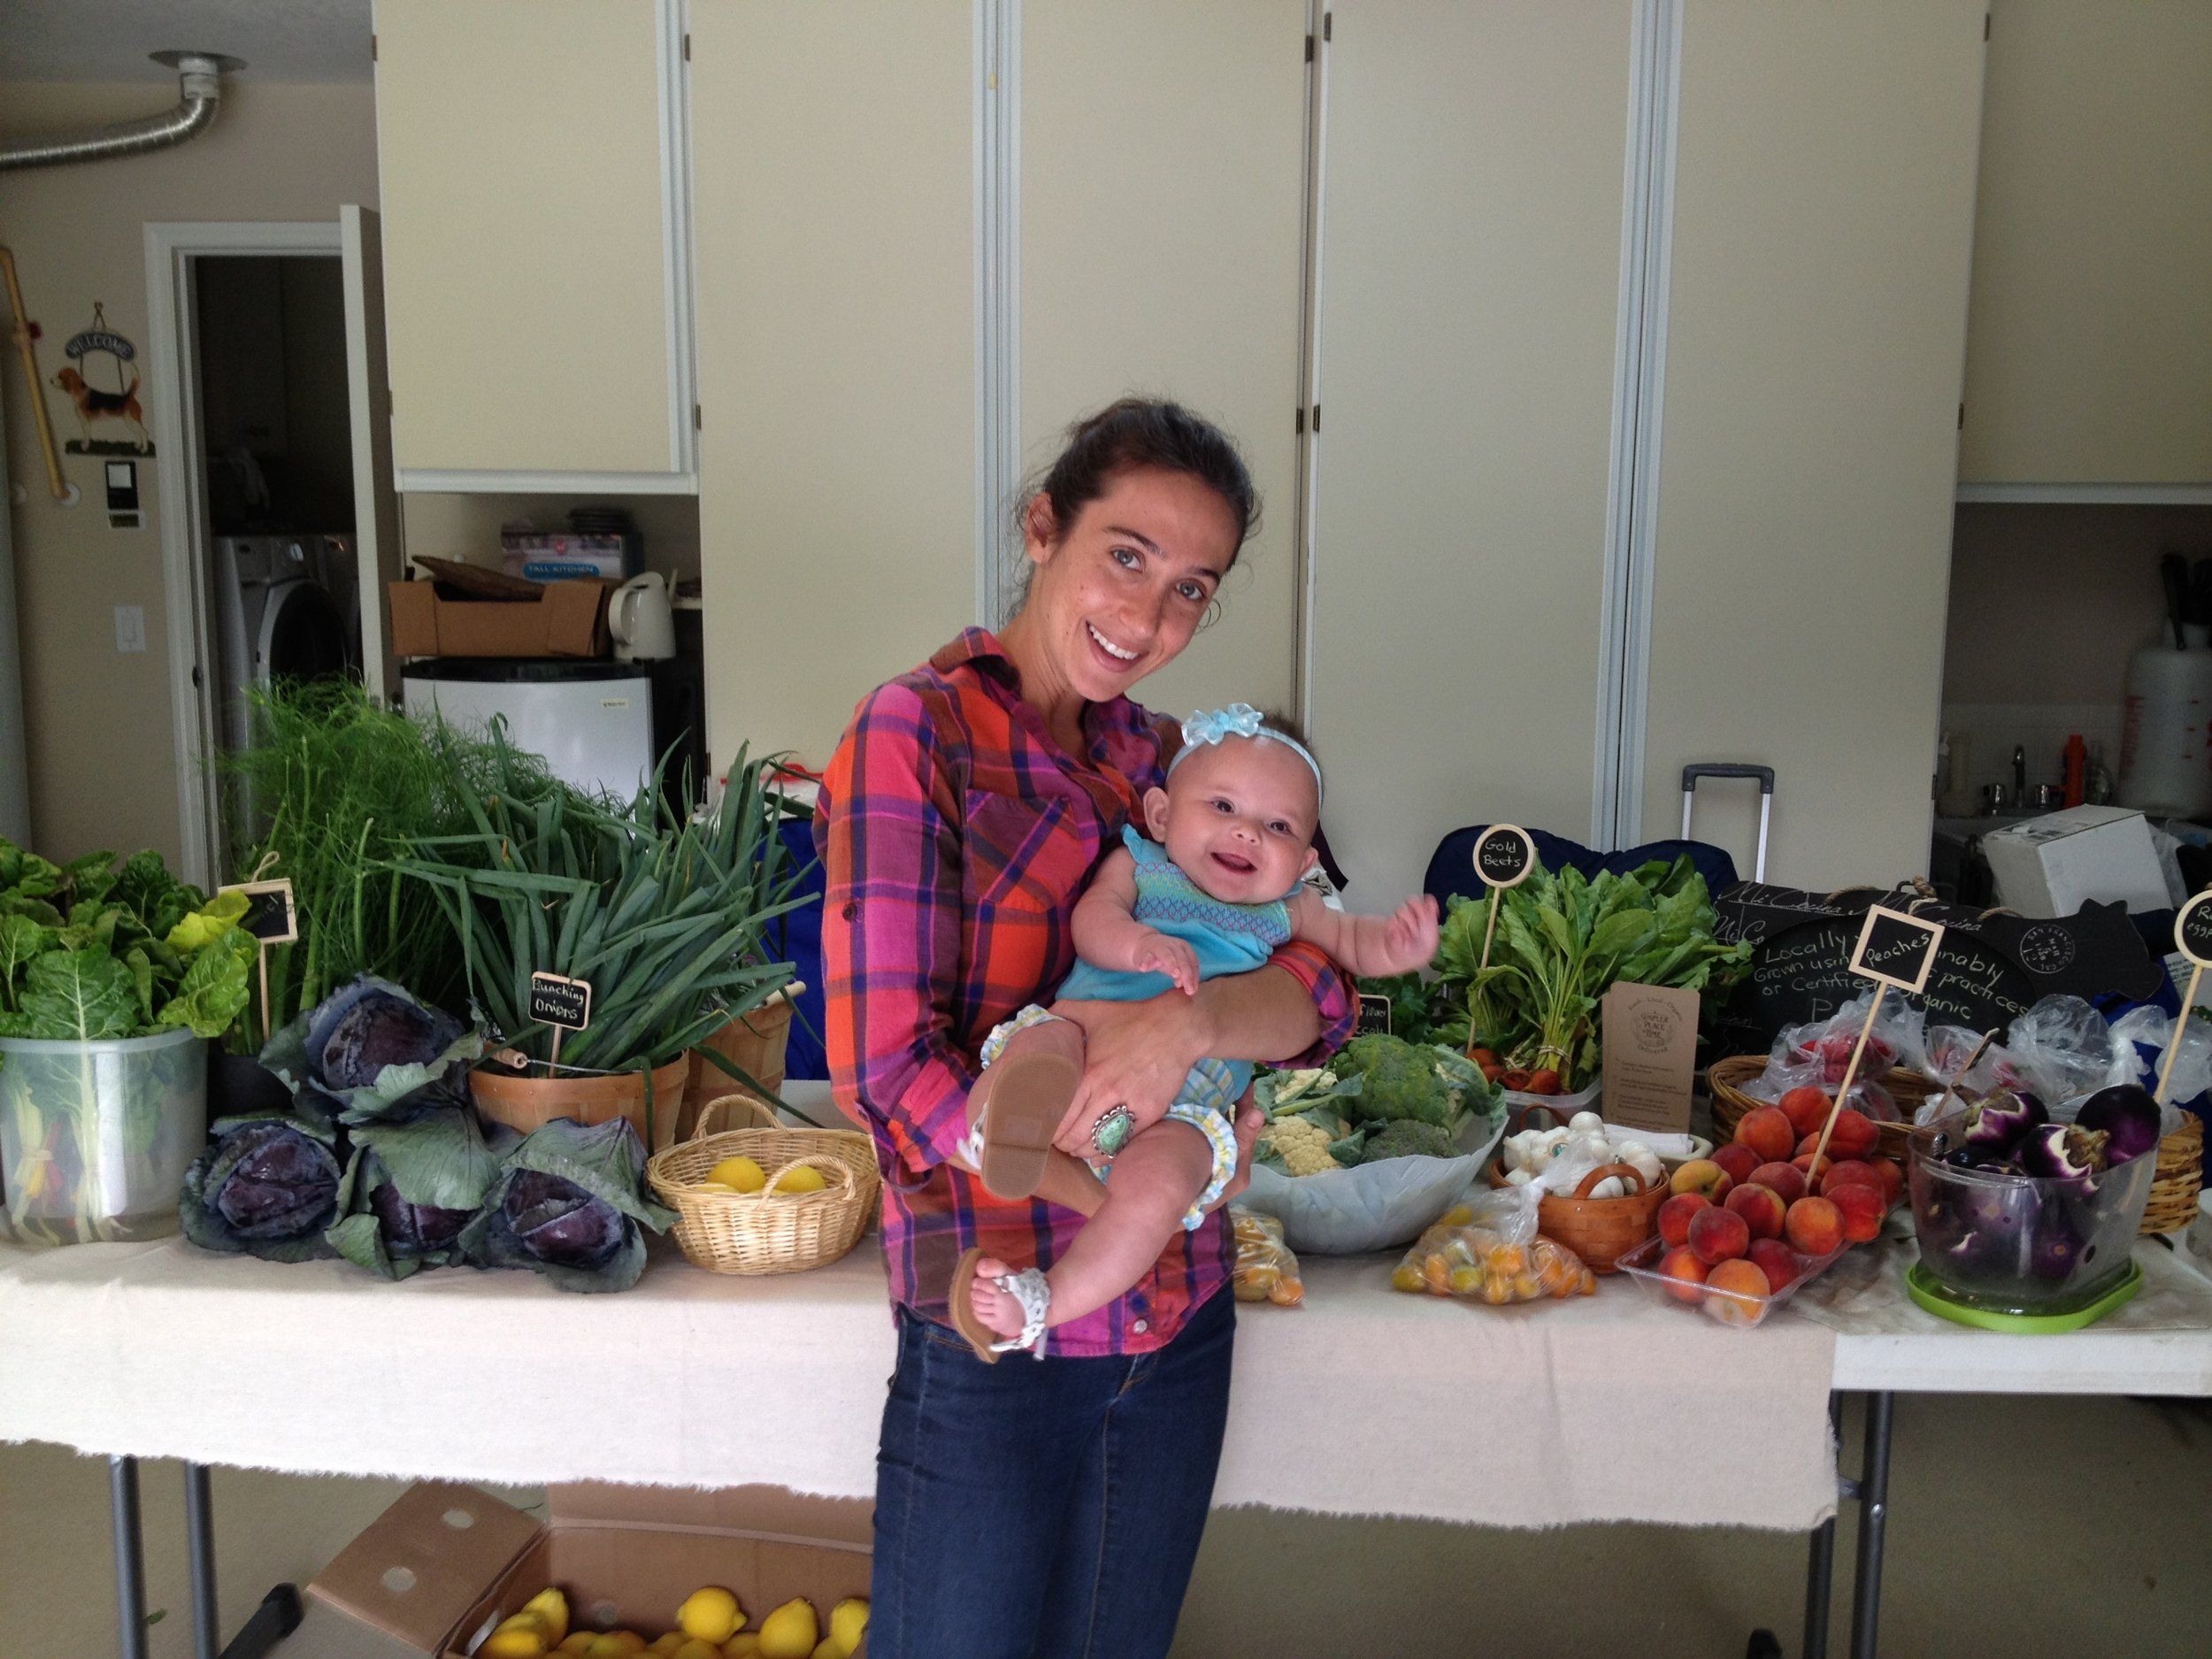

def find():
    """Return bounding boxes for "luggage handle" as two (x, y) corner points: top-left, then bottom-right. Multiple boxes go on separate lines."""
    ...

(1680, 764), (1775, 882)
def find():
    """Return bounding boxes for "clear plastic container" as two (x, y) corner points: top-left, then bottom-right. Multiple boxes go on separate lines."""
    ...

(1907, 1120), (2155, 1317)
(1614, 1233), (1847, 1328)
(0, 1028), (208, 1246)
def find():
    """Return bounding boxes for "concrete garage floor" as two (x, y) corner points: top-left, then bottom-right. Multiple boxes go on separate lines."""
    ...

(4, 1393), (2207, 1658)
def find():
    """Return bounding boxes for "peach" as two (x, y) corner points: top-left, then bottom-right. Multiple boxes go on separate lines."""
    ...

(1778, 1085), (1833, 1137)
(1785, 1194), (1844, 1257)
(1792, 1150), (1836, 1186)
(1828, 1181), (1886, 1244)
(1657, 1244), (1709, 1303)
(1734, 1105), (1798, 1164)
(1669, 1158), (1735, 1202)
(1656, 1192), (1711, 1249)
(1688, 1203), (1751, 1265)
(1710, 1141), (1764, 1188)
(1747, 1237), (1801, 1294)
(1870, 1156), (1904, 1208)
(1748, 1160), (1808, 1204)
(1702, 1258), (1772, 1325)
(1827, 1108), (1879, 1160)
(1724, 1180), (1786, 1241)
(1818, 1158), (1886, 1199)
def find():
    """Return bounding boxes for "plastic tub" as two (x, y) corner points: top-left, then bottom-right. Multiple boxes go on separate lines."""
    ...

(1907, 1118), (2155, 1317)
(1614, 1233), (1847, 1328)
(0, 1028), (209, 1246)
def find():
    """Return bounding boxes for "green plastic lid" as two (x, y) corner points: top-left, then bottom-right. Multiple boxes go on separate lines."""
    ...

(1904, 1258), (2142, 1333)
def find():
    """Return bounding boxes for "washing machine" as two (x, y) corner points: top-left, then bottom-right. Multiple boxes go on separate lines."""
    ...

(212, 534), (351, 756)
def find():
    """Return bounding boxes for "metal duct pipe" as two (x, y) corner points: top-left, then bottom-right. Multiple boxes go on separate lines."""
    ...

(0, 51), (245, 173)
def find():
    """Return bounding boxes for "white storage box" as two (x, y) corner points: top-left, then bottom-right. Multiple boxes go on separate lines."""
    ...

(1980, 805), (2170, 918)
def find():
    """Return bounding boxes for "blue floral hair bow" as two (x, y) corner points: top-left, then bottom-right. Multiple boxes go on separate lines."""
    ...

(1171, 703), (1324, 802)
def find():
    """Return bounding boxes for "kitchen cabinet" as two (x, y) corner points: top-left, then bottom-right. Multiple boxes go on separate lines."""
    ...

(1957, 1), (2212, 490)
(373, 0), (695, 491)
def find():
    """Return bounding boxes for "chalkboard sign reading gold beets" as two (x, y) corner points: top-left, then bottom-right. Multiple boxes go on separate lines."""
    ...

(1847, 905), (1943, 995)
(529, 972), (592, 1068)
(2156, 889), (2212, 1102)
(1471, 824), (1537, 975)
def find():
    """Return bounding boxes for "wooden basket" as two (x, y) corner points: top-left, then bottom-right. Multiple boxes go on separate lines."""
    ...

(471, 1055), (690, 1152)
(1707, 1054), (1932, 1163)
(680, 986), (803, 1143)
(646, 1094), (879, 1275)
(1486, 1156), (1668, 1274)
(2142, 1111), (2204, 1236)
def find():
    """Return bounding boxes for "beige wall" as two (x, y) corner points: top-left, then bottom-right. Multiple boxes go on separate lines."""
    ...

(0, 81), (378, 866)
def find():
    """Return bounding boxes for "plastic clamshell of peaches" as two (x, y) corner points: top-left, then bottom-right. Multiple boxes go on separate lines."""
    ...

(1617, 1087), (1902, 1328)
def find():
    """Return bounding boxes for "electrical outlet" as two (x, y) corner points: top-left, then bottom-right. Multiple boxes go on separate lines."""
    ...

(114, 605), (146, 654)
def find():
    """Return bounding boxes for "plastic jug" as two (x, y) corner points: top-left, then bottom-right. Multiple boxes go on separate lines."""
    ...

(2118, 631), (2212, 818)
(609, 572), (676, 662)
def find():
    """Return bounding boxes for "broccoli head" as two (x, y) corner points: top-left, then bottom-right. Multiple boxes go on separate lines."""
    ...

(1357, 1119), (1459, 1164)
(1331, 1033), (1457, 1127)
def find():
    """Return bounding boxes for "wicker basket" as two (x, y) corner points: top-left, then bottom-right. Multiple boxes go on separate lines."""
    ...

(1486, 1156), (1668, 1274)
(647, 1094), (878, 1275)
(680, 987), (802, 1143)
(2142, 1111), (2205, 1236)
(1707, 1054), (1932, 1163)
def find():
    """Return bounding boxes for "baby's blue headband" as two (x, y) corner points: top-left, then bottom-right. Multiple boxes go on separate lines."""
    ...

(1168, 703), (1325, 803)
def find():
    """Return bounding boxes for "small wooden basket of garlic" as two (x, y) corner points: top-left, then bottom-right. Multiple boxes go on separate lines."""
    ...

(1485, 1108), (1690, 1272)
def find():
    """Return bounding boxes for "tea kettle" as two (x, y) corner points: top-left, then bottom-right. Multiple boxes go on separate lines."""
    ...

(610, 572), (675, 662)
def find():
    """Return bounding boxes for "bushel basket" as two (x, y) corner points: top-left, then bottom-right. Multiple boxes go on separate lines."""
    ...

(647, 1094), (878, 1275)
(1707, 1053), (1931, 1163)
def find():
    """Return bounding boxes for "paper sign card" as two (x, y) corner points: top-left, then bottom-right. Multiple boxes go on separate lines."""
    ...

(528, 972), (593, 1032)
(1600, 980), (1700, 1134)
(220, 879), (297, 946)
(1473, 824), (1536, 890)
(1355, 993), (1393, 1037)
(1847, 904), (1944, 994)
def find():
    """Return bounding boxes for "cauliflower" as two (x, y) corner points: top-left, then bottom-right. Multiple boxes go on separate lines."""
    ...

(1356, 1119), (1459, 1164)
(1256, 1117), (1341, 1176)
(1270, 1067), (1336, 1105)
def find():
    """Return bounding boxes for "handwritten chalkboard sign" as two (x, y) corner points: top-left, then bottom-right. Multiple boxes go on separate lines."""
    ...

(220, 879), (297, 946)
(529, 972), (593, 1031)
(1356, 994), (1393, 1037)
(1848, 905), (1943, 993)
(2177, 890), (2212, 968)
(1473, 825), (1535, 890)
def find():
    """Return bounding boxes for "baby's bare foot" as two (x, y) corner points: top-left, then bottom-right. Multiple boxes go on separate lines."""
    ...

(967, 1255), (1025, 1340)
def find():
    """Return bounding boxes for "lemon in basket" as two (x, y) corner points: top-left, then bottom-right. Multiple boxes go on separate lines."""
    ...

(756, 1600), (818, 1659)
(705, 1156), (768, 1194)
(770, 1164), (827, 1195)
(678, 1586), (744, 1644)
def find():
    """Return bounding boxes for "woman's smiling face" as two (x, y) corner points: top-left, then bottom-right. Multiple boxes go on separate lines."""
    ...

(1013, 465), (1241, 710)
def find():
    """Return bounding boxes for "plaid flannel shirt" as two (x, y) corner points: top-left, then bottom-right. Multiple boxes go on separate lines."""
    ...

(816, 629), (1354, 1355)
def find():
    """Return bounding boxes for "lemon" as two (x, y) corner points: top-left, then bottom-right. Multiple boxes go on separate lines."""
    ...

(672, 1643), (723, 1659)
(650, 1637), (688, 1655)
(756, 1599), (818, 1659)
(522, 1589), (571, 1646)
(678, 1586), (743, 1644)
(560, 1636), (595, 1656)
(483, 1623), (549, 1659)
(693, 1180), (737, 1194)
(605, 1638), (648, 1655)
(810, 1641), (841, 1659)
(826, 1598), (868, 1657)
(706, 1156), (768, 1194)
(770, 1164), (826, 1195)
(583, 1637), (642, 1658)
(723, 1638), (763, 1659)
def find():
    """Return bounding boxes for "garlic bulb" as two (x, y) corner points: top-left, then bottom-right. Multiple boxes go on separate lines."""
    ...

(1568, 1110), (1606, 1135)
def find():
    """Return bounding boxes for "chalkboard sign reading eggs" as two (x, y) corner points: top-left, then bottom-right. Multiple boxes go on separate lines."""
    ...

(2176, 889), (2212, 969)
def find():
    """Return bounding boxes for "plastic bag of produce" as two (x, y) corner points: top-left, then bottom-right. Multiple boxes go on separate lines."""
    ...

(1388, 1205), (1596, 1303)
(2085, 1007), (2197, 1133)
(1230, 1209), (1304, 1306)
(1240, 1103), (1505, 1255)
(1753, 993), (1921, 1118)
(2006, 995), (2118, 1109)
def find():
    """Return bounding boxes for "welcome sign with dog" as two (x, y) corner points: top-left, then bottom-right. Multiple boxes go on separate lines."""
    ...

(56, 302), (152, 455)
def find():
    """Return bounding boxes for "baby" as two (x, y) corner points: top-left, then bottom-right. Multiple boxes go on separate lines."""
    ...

(950, 703), (1440, 1359)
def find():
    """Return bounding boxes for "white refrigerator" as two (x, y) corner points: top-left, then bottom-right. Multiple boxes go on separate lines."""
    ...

(401, 662), (653, 802)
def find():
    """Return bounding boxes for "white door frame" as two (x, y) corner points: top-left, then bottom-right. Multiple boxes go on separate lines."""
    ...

(142, 219), (341, 889)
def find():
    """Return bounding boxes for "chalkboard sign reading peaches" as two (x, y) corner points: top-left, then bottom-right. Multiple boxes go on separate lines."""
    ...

(1808, 905), (1947, 1169)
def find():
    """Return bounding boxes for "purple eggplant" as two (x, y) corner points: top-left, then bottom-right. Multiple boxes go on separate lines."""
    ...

(2027, 1208), (2087, 1281)
(1962, 1088), (2046, 1155)
(2014, 1120), (2107, 1187)
(2074, 1084), (2162, 1167)
(1944, 1147), (2023, 1176)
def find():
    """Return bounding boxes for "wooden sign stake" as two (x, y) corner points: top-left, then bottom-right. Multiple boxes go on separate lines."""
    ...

(1471, 824), (1535, 973)
(1810, 905), (1946, 1171)
(2155, 889), (2212, 1103)
(219, 877), (297, 1047)
(1929, 1028), (1996, 1125)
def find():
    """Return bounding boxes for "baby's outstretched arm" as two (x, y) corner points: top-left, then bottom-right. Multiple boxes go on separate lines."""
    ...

(1071, 848), (1201, 994)
(1286, 888), (1440, 979)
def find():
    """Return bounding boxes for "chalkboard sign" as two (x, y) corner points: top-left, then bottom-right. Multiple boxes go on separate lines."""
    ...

(1474, 824), (1535, 890)
(220, 879), (297, 946)
(1848, 905), (1943, 993)
(1356, 993), (1393, 1037)
(528, 972), (593, 1031)
(2177, 890), (2212, 968)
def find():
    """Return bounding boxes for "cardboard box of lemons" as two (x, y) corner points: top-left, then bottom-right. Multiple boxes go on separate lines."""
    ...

(770, 1164), (827, 1195)
(755, 1598), (818, 1658)
(827, 1598), (868, 1657)
(678, 1586), (745, 1644)
(705, 1155), (767, 1194)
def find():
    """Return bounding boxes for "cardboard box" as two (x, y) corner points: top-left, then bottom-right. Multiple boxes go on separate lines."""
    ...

(300, 1479), (872, 1657)
(500, 532), (639, 584)
(388, 579), (612, 659)
(1979, 805), (2171, 918)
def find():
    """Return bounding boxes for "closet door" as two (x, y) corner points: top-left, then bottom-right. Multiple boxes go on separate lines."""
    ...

(1020, 0), (1311, 721)
(1635, 1), (1986, 887)
(689, 2), (975, 768)
(1309, 1), (1633, 904)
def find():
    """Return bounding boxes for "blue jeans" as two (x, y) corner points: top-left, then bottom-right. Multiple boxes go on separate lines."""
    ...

(870, 1286), (1236, 1659)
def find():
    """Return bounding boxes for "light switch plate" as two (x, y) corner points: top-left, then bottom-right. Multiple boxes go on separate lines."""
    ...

(114, 604), (146, 653)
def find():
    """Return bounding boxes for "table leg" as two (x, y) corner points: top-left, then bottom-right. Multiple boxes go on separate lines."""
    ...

(1847, 1391), (1895, 1659)
(186, 1462), (220, 1659)
(1801, 1391), (1844, 1659)
(108, 1455), (149, 1659)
